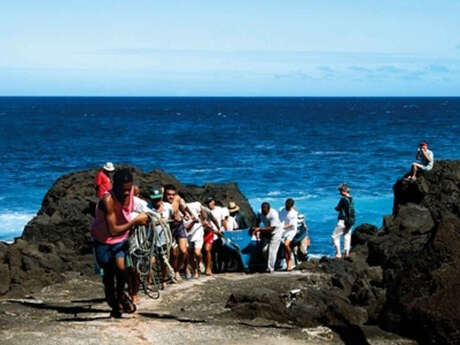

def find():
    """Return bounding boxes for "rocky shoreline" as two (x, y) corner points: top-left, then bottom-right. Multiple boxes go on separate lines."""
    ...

(1, 161), (459, 344)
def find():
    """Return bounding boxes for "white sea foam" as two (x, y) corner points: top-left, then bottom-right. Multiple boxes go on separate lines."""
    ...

(307, 253), (326, 260)
(267, 191), (282, 196)
(0, 212), (35, 240)
(310, 151), (346, 155)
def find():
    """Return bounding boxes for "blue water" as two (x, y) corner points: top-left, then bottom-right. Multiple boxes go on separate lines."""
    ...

(1, 97), (459, 256)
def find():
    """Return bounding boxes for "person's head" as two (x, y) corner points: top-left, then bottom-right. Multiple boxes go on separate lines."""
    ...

(113, 169), (133, 203)
(163, 184), (177, 203)
(228, 201), (240, 215)
(149, 185), (163, 209)
(338, 183), (350, 196)
(419, 141), (428, 150)
(102, 162), (115, 175)
(261, 202), (270, 215)
(205, 196), (216, 210)
(285, 198), (294, 211)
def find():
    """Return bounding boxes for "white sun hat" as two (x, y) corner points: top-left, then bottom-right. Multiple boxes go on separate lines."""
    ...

(103, 162), (115, 172)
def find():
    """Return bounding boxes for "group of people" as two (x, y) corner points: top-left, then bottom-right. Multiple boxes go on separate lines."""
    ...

(91, 141), (434, 317)
(91, 165), (252, 317)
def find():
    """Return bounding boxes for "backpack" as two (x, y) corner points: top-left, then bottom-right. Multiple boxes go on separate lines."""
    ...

(344, 197), (355, 228)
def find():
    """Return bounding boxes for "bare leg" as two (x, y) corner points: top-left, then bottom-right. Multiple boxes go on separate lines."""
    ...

(174, 238), (188, 279)
(192, 247), (202, 278)
(114, 256), (127, 302)
(204, 243), (213, 276)
(410, 163), (423, 180)
(284, 240), (293, 271)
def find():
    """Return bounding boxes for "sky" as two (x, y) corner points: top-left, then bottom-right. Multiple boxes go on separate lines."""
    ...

(1, 1), (460, 96)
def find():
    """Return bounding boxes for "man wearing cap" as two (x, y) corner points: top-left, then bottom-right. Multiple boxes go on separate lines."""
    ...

(95, 162), (115, 198)
(331, 183), (353, 258)
(408, 141), (434, 181)
(147, 186), (174, 285)
(252, 202), (283, 273)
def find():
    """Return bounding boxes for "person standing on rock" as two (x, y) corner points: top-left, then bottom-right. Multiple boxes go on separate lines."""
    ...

(252, 202), (283, 273)
(331, 183), (354, 258)
(279, 198), (298, 271)
(91, 168), (148, 318)
(407, 141), (434, 181)
(94, 162), (115, 198)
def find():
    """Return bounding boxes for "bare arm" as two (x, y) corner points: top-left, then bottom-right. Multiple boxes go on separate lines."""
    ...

(103, 195), (147, 235)
(421, 148), (432, 162)
(254, 226), (275, 233)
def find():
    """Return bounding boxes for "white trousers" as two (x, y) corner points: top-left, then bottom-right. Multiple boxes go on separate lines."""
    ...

(261, 230), (282, 272)
(331, 220), (351, 254)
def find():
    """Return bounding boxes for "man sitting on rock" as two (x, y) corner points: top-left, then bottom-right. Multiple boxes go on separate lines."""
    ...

(252, 202), (283, 273)
(91, 168), (148, 318)
(407, 141), (434, 181)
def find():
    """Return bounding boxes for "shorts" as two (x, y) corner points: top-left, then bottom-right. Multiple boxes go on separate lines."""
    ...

(188, 228), (204, 250)
(413, 162), (433, 171)
(203, 230), (214, 245)
(420, 164), (433, 171)
(171, 222), (187, 240)
(94, 240), (128, 267)
(281, 229), (296, 242)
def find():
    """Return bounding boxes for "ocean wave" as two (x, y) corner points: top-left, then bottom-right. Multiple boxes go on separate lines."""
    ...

(295, 194), (318, 201)
(310, 151), (346, 155)
(249, 197), (277, 204)
(255, 144), (276, 150)
(0, 212), (35, 240)
(307, 253), (326, 260)
(267, 191), (282, 196)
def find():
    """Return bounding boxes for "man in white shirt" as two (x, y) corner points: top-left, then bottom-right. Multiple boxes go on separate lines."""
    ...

(253, 202), (283, 273)
(279, 198), (298, 271)
(408, 141), (434, 181)
(163, 184), (192, 281)
(184, 201), (205, 279)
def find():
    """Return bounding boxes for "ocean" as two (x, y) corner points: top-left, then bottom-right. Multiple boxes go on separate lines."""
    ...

(1, 97), (459, 256)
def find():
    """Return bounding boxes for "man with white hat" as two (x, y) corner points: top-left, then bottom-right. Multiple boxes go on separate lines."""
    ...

(94, 162), (115, 198)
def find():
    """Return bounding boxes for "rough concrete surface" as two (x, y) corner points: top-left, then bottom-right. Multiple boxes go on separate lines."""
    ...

(0, 271), (416, 345)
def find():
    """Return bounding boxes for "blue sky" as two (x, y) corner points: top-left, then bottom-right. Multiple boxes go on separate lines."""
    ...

(1, 1), (460, 96)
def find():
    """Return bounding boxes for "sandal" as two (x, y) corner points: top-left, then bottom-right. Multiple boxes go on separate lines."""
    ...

(119, 292), (137, 314)
(110, 308), (122, 318)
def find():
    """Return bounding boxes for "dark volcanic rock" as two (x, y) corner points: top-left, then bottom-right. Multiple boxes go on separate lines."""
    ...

(0, 165), (255, 296)
(361, 161), (460, 345)
(226, 161), (460, 345)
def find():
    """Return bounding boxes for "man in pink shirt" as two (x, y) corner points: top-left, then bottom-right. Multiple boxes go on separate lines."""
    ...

(91, 168), (148, 318)
(94, 162), (115, 198)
